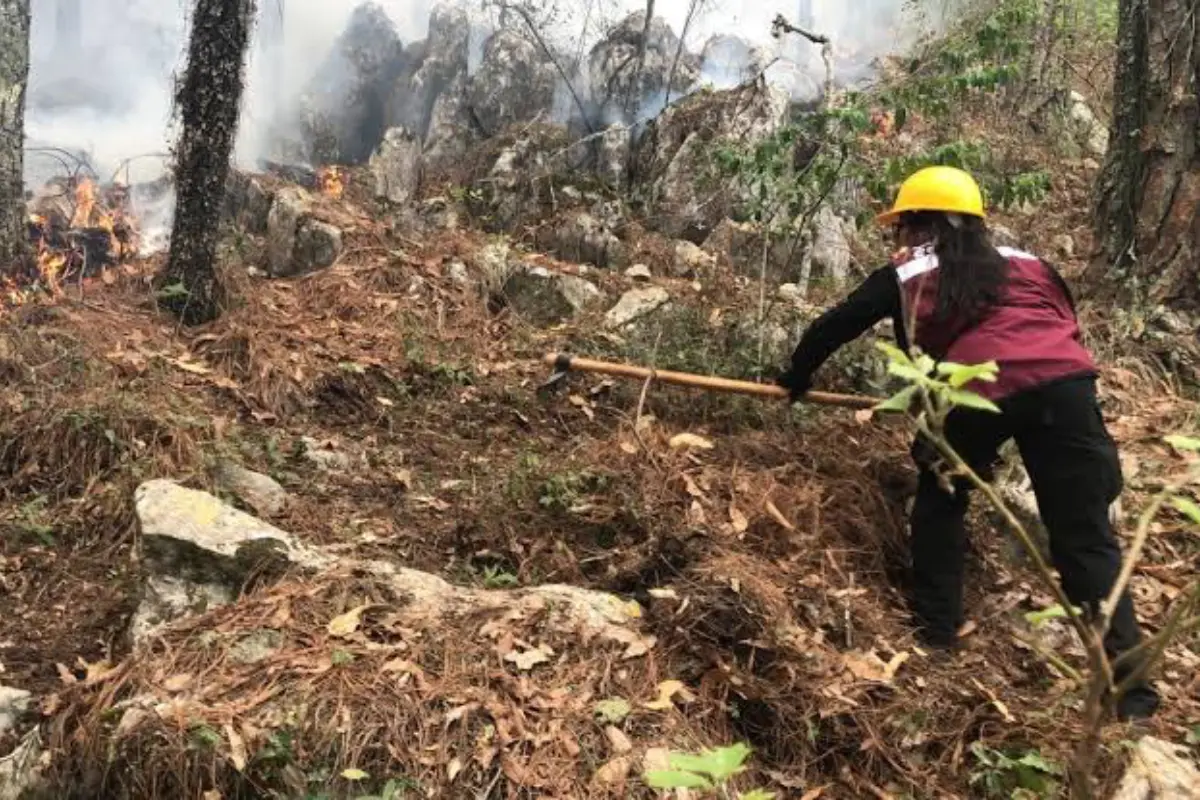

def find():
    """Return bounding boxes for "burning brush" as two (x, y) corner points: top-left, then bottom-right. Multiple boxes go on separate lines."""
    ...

(318, 166), (345, 200)
(22, 177), (141, 298)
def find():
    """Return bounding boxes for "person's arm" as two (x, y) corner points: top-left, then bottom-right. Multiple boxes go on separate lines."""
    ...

(778, 265), (901, 398)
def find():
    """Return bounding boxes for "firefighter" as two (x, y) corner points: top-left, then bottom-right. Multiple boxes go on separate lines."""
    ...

(777, 166), (1160, 721)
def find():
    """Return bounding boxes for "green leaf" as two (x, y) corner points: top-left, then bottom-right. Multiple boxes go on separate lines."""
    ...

(875, 385), (919, 413)
(342, 768), (370, 781)
(1170, 496), (1200, 526)
(874, 340), (912, 367)
(1024, 605), (1072, 628)
(739, 791), (778, 800)
(644, 770), (714, 789)
(668, 743), (752, 782)
(1165, 435), (1200, 452)
(888, 362), (931, 384)
(1016, 751), (1063, 776)
(945, 389), (1001, 413)
(937, 361), (999, 387)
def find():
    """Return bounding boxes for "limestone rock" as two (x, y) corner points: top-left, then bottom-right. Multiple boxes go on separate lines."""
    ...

(212, 460), (289, 517)
(225, 171), (273, 234)
(807, 207), (853, 288)
(0, 729), (42, 800)
(466, 29), (557, 135)
(388, 3), (477, 164)
(259, 185), (343, 277)
(0, 687), (30, 736)
(673, 240), (716, 278)
(625, 264), (652, 282)
(292, 220), (344, 275)
(424, 72), (475, 165)
(369, 127), (423, 205)
(1111, 737), (1200, 800)
(295, 3), (407, 164)
(632, 81), (789, 238)
(265, 187), (312, 277)
(498, 267), (602, 326)
(393, 196), (460, 234)
(596, 124), (632, 189)
(605, 287), (670, 329)
(587, 12), (700, 124)
(699, 34), (772, 87)
(130, 480), (327, 641)
(546, 212), (627, 269)
(1067, 91), (1109, 157)
(473, 239), (514, 294)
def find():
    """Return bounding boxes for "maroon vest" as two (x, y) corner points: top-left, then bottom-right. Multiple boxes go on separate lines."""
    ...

(895, 245), (1096, 400)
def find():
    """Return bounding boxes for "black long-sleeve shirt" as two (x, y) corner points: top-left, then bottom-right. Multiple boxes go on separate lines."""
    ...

(789, 266), (907, 380)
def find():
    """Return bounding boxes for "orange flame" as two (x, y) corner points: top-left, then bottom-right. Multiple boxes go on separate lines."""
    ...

(71, 179), (97, 228)
(69, 178), (124, 258)
(318, 166), (345, 200)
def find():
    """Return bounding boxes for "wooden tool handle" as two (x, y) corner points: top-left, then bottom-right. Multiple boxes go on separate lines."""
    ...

(544, 354), (879, 410)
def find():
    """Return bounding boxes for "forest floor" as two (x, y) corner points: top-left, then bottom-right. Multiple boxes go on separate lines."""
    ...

(0, 149), (1197, 798)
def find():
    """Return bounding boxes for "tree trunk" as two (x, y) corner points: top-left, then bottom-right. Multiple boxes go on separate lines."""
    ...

(0, 0), (31, 271)
(157, 0), (256, 325)
(1091, 0), (1200, 308)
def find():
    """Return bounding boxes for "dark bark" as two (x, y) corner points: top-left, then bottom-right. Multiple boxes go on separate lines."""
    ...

(0, 0), (31, 271)
(157, 0), (256, 325)
(1091, 0), (1200, 309)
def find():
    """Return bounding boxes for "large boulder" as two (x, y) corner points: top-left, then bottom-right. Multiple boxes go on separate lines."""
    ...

(496, 266), (602, 326)
(369, 126), (423, 204)
(539, 211), (628, 269)
(265, 188), (345, 277)
(605, 287), (671, 329)
(424, 72), (477, 165)
(631, 80), (790, 239)
(129, 480), (328, 643)
(296, 3), (407, 165)
(389, 3), (471, 148)
(1112, 737), (1200, 800)
(587, 13), (700, 125)
(699, 35), (772, 87)
(466, 29), (558, 135)
(224, 170), (273, 234)
(804, 207), (853, 289)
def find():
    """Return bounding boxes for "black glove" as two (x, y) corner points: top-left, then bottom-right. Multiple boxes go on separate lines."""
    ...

(775, 366), (812, 403)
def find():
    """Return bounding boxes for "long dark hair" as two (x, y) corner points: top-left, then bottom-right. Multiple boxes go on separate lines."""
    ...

(900, 211), (1009, 326)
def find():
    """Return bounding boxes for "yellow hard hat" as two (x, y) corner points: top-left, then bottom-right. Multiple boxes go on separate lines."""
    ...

(876, 165), (986, 226)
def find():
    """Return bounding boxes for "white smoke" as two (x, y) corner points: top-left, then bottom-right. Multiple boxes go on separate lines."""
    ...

(22, 0), (927, 247)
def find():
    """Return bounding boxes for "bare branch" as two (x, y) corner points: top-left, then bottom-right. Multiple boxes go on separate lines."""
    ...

(771, 13), (829, 45)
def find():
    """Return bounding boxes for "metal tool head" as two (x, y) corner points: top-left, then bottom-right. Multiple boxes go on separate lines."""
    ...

(537, 353), (574, 397)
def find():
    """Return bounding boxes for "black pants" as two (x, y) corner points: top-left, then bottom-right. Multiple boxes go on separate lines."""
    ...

(909, 376), (1143, 669)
